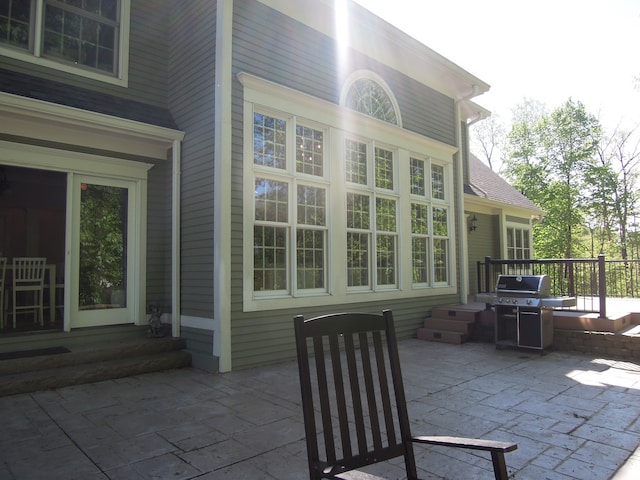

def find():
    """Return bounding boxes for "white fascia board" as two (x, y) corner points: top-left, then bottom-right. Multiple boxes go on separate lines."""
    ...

(460, 101), (492, 124)
(255, 0), (490, 100)
(0, 92), (184, 159)
(465, 194), (544, 218)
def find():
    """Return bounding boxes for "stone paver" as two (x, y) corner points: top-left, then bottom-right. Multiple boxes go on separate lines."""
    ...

(1, 340), (640, 479)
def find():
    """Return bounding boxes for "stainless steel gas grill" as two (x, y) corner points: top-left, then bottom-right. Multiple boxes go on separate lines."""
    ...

(489, 274), (576, 351)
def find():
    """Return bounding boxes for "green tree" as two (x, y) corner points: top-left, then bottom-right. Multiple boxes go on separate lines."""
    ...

(541, 100), (601, 258)
(504, 99), (601, 259)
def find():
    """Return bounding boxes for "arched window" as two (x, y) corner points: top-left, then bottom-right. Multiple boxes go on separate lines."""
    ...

(342, 73), (400, 126)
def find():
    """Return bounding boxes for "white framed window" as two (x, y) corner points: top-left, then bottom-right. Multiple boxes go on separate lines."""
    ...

(0, 0), (130, 85)
(341, 70), (402, 127)
(345, 139), (398, 291)
(252, 109), (329, 297)
(240, 72), (457, 311)
(409, 156), (452, 287)
(507, 226), (531, 260)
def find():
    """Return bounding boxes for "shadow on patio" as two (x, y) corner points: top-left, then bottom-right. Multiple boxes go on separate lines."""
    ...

(1, 339), (639, 479)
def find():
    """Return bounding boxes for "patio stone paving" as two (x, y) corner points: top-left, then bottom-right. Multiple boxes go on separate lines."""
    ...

(1, 339), (640, 479)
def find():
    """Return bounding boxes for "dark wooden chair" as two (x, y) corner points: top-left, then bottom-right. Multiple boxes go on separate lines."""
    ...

(294, 310), (517, 480)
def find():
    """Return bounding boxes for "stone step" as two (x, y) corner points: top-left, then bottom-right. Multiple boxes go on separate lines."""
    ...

(0, 350), (192, 397)
(423, 317), (474, 334)
(0, 336), (187, 375)
(0, 335), (192, 397)
(553, 311), (632, 333)
(417, 328), (468, 345)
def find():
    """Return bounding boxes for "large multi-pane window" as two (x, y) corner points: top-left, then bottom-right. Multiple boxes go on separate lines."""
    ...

(252, 111), (328, 295)
(345, 139), (398, 290)
(242, 72), (456, 309)
(0, 0), (127, 79)
(410, 157), (450, 286)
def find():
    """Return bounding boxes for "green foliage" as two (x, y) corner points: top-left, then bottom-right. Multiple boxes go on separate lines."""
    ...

(79, 185), (127, 308)
(505, 99), (603, 259)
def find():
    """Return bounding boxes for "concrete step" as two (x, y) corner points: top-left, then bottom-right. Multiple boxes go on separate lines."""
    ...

(553, 311), (632, 333)
(0, 336), (186, 375)
(417, 328), (468, 345)
(0, 335), (191, 397)
(0, 350), (192, 397)
(423, 317), (474, 334)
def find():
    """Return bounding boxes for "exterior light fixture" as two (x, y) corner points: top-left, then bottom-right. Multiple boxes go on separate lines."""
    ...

(469, 214), (478, 232)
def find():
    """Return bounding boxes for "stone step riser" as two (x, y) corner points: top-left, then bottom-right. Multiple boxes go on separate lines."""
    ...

(417, 328), (468, 345)
(431, 307), (479, 322)
(0, 350), (191, 397)
(423, 317), (474, 334)
(0, 337), (187, 376)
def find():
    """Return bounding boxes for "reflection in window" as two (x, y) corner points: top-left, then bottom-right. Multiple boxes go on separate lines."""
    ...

(345, 139), (367, 185)
(375, 147), (394, 190)
(410, 158), (425, 196)
(252, 111), (328, 294)
(1, 0), (122, 75)
(432, 164), (445, 200)
(345, 78), (398, 125)
(254, 113), (287, 169)
(296, 125), (324, 176)
(79, 183), (127, 310)
(507, 226), (531, 260)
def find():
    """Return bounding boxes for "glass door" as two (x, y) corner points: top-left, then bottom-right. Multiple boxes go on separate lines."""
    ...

(70, 175), (136, 327)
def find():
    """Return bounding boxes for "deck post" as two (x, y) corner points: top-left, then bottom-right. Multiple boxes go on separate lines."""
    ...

(484, 256), (492, 294)
(598, 254), (607, 319)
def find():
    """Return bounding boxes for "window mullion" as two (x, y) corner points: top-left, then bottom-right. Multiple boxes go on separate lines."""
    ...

(34, 0), (44, 56)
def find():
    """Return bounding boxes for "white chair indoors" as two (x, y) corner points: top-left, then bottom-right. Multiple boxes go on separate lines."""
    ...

(0, 257), (6, 328)
(12, 257), (47, 328)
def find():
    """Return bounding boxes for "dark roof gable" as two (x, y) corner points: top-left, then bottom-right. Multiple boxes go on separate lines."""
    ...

(466, 153), (541, 212)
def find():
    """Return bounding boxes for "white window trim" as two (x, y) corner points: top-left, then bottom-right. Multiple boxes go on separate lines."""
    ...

(340, 70), (403, 127)
(506, 223), (532, 260)
(0, 140), (151, 330)
(240, 72), (457, 312)
(0, 0), (131, 87)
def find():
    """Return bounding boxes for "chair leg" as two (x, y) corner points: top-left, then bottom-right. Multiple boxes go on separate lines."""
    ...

(490, 451), (509, 480)
(39, 291), (44, 326)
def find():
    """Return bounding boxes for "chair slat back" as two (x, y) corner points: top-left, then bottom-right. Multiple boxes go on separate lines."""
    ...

(0, 257), (6, 288)
(294, 310), (418, 479)
(13, 257), (47, 286)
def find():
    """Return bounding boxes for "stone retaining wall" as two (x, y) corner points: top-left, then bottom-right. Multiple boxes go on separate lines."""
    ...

(554, 329), (640, 361)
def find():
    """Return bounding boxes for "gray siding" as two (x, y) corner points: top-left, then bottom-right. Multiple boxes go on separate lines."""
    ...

(146, 154), (173, 311)
(182, 326), (218, 372)
(232, 1), (455, 146)
(168, 1), (217, 319)
(228, 1), (459, 370)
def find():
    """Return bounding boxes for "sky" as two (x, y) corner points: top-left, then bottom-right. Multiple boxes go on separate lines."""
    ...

(354, 0), (640, 134)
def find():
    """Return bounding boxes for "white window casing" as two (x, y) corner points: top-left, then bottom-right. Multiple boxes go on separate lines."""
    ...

(0, 0), (131, 86)
(239, 72), (458, 312)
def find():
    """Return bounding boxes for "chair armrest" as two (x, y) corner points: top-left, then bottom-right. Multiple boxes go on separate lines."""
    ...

(412, 435), (517, 453)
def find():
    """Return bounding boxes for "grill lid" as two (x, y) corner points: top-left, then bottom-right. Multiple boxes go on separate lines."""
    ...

(495, 274), (551, 297)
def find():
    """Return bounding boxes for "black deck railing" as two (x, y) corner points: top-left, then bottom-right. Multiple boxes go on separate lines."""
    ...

(477, 255), (640, 319)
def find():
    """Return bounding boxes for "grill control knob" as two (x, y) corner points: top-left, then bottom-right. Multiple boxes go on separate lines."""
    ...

(527, 299), (532, 305)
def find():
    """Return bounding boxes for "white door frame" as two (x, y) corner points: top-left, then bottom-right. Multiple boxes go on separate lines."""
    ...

(0, 141), (152, 331)
(68, 175), (140, 328)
